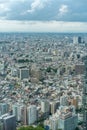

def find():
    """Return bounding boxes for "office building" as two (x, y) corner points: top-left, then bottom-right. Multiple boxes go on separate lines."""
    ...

(12, 103), (27, 124)
(0, 120), (3, 130)
(20, 105), (27, 125)
(83, 56), (87, 130)
(41, 100), (50, 113)
(50, 101), (59, 114)
(0, 114), (16, 130)
(50, 117), (58, 130)
(27, 105), (37, 125)
(18, 68), (29, 80)
(73, 36), (82, 44)
(59, 112), (78, 130)
(12, 103), (22, 122)
(60, 95), (69, 106)
(0, 103), (9, 115)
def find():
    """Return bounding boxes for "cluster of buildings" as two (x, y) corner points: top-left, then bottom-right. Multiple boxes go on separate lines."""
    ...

(0, 33), (87, 130)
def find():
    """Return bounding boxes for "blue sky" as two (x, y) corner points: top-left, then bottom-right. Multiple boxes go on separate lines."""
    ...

(0, 0), (87, 32)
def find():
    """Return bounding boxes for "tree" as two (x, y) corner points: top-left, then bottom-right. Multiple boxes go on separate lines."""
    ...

(75, 127), (80, 130)
(18, 126), (44, 130)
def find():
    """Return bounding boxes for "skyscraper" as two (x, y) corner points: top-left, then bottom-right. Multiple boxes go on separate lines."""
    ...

(18, 68), (29, 80)
(0, 103), (9, 115)
(20, 105), (27, 125)
(12, 103), (27, 124)
(60, 94), (69, 106)
(41, 100), (50, 113)
(27, 105), (37, 125)
(73, 36), (82, 44)
(58, 111), (78, 130)
(0, 114), (16, 130)
(3, 115), (16, 130)
(0, 120), (3, 130)
(12, 104), (20, 121)
(50, 117), (58, 130)
(82, 56), (87, 130)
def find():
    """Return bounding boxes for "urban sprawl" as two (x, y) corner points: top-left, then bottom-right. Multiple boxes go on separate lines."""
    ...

(0, 33), (87, 130)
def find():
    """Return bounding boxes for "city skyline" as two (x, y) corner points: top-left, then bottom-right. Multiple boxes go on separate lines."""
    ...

(0, 0), (87, 32)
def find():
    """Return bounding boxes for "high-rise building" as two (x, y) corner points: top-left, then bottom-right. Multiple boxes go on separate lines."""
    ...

(0, 114), (16, 130)
(82, 56), (87, 130)
(41, 100), (50, 113)
(12, 104), (27, 124)
(41, 100), (50, 119)
(50, 117), (58, 130)
(0, 103), (9, 115)
(50, 101), (60, 114)
(58, 112), (78, 130)
(18, 68), (29, 80)
(30, 64), (41, 83)
(60, 94), (69, 106)
(27, 105), (37, 125)
(73, 36), (82, 44)
(20, 105), (27, 125)
(12, 104), (20, 121)
(0, 120), (3, 130)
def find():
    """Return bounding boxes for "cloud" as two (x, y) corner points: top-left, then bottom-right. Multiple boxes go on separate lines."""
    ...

(0, 3), (10, 13)
(27, 0), (44, 13)
(0, 0), (86, 23)
(59, 5), (68, 15)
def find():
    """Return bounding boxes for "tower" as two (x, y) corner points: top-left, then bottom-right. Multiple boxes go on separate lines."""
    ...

(18, 68), (29, 80)
(12, 104), (27, 124)
(73, 36), (82, 44)
(58, 112), (78, 130)
(27, 105), (37, 125)
(83, 57), (87, 130)
(41, 100), (50, 113)
(0, 114), (16, 130)
(0, 103), (9, 115)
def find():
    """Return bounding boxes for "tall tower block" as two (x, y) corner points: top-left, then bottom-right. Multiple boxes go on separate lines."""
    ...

(83, 56), (87, 130)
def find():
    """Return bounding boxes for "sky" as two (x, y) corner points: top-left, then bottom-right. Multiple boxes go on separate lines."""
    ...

(0, 0), (87, 32)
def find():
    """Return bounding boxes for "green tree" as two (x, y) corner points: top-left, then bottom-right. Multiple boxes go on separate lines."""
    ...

(75, 127), (80, 130)
(18, 126), (44, 130)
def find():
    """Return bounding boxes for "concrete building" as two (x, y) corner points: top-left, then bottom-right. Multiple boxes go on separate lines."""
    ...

(0, 103), (9, 116)
(20, 105), (27, 125)
(59, 112), (78, 130)
(18, 68), (29, 80)
(73, 36), (82, 44)
(0, 114), (16, 130)
(27, 105), (37, 125)
(60, 95), (69, 106)
(30, 64), (41, 82)
(50, 101), (60, 114)
(0, 120), (3, 130)
(50, 117), (58, 130)
(12, 103), (23, 122)
(12, 104), (27, 124)
(41, 100), (50, 113)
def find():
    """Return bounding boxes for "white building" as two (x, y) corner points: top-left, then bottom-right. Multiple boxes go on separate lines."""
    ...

(0, 103), (9, 115)
(0, 120), (3, 130)
(12, 104), (20, 121)
(27, 105), (37, 125)
(60, 95), (69, 106)
(73, 36), (82, 44)
(18, 68), (29, 80)
(50, 116), (58, 130)
(41, 100), (50, 113)
(59, 112), (78, 130)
